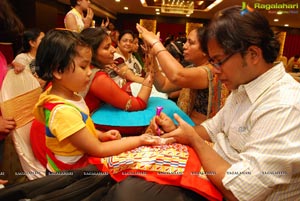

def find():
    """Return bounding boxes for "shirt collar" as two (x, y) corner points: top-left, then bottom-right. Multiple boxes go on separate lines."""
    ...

(236, 62), (286, 103)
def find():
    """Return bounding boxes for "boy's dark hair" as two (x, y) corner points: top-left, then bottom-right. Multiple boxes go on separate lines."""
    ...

(35, 29), (90, 81)
(201, 5), (280, 63)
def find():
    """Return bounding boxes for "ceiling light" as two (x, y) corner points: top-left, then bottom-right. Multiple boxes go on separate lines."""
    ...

(197, 1), (204, 6)
(124, 7), (128, 10)
(274, 19), (279, 22)
(140, 0), (146, 6)
(203, 0), (223, 11)
(161, 0), (194, 15)
(115, 0), (120, 2)
(284, 24), (289, 27)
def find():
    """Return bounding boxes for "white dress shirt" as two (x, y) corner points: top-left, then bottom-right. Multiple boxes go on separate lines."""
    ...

(202, 62), (300, 201)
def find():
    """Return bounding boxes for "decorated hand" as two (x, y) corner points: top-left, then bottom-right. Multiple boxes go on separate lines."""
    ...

(99, 130), (121, 142)
(136, 23), (160, 47)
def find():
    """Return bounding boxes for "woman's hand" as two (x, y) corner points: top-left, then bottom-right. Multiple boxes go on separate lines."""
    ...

(101, 16), (110, 28)
(99, 130), (121, 142)
(83, 7), (94, 28)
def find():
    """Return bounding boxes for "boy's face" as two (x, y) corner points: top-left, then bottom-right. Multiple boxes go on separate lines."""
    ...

(61, 46), (92, 93)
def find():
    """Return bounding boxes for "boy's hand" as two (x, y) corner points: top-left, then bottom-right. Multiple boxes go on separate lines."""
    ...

(99, 130), (121, 142)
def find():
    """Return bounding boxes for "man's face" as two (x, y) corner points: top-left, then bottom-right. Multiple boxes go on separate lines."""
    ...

(207, 38), (253, 90)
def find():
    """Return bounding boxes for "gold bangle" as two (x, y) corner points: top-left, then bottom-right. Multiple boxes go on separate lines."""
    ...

(155, 49), (168, 57)
(151, 40), (160, 48)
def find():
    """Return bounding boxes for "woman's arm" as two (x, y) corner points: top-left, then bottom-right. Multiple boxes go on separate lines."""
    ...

(136, 24), (209, 90)
(89, 72), (151, 111)
(152, 58), (180, 93)
(119, 65), (144, 84)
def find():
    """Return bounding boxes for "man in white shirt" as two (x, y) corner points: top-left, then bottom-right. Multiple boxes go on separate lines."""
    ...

(160, 5), (300, 201)
(104, 5), (300, 201)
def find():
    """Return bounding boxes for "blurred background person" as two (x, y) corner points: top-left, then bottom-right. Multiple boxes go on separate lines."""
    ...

(0, 0), (24, 64)
(64, 0), (94, 32)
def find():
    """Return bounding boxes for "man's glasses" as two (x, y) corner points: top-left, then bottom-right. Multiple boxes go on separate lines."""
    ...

(208, 52), (235, 70)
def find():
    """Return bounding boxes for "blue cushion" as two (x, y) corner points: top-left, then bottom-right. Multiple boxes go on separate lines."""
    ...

(92, 97), (195, 127)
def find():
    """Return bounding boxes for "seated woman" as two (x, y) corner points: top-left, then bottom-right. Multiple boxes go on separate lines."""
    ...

(136, 25), (229, 125)
(80, 27), (153, 114)
(108, 29), (145, 89)
(80, 28), (194, 134)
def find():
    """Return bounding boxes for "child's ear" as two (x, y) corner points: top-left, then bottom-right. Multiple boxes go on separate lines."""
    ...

(53, 70), (62, 80)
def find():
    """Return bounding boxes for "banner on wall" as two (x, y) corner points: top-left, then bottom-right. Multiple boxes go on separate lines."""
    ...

(139, 19), (157, 35)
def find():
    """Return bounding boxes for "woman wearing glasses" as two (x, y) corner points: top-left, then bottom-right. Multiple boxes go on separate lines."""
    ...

(136, 25), (229, 125)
